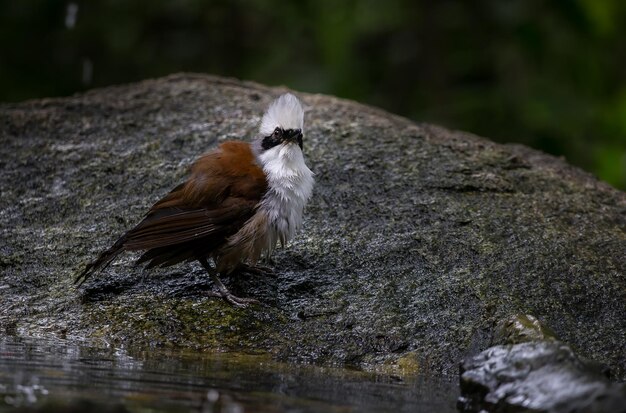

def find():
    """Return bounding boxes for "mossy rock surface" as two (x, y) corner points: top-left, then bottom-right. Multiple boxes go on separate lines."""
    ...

(1, 73), (624, 377)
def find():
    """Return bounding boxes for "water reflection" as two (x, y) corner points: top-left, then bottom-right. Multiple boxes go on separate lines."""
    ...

(0, 336), (457, 412)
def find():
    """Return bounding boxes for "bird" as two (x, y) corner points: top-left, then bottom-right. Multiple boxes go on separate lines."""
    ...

(75, 93), (315, 307)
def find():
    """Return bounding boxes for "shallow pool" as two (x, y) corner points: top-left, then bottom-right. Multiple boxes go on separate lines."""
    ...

(0, 336), (458, 412)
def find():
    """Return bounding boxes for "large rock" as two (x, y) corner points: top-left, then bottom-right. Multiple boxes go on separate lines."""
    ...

(0, 74), (624, 378)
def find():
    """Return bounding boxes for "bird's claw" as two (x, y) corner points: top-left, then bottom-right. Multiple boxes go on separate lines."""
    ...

(205, 287), (259, 308)
(222, 293), (260, 308)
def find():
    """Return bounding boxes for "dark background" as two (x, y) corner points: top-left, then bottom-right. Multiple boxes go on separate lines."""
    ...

(2, 0), (625, 189)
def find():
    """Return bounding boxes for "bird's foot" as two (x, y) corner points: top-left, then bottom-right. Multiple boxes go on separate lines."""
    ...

(222, 292), (260, 308)
(204, 289), (259, 308)
(205, 282), (259, 308)
(199, 258), (261, 308)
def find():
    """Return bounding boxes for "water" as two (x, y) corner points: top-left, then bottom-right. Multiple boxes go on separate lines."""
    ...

(0, 336), (458, 412)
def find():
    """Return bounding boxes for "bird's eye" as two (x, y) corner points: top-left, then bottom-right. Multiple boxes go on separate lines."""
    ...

(262, 128), (284, 150)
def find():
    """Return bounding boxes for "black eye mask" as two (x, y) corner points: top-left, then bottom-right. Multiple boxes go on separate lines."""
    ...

(262, 127), (303, 150)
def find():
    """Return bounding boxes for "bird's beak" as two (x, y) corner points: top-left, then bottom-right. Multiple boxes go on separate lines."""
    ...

(284, 128), (302, 144)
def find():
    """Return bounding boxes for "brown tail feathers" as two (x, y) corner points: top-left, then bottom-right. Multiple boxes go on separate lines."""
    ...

(74, 235), (127, 286)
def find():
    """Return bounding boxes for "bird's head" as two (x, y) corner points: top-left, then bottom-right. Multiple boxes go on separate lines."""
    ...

(255, 93), (304, 154)
(254, 93), (314, 198)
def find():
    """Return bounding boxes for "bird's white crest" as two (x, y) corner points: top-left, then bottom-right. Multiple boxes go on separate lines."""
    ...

(259, 93), (304, 136)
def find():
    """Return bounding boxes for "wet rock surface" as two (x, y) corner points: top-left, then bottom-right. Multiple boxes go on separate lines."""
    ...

(458, 341), (626, 413)
(0, 74), (625, 378)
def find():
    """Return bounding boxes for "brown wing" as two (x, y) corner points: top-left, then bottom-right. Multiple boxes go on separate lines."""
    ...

(75, 141), (267, 284)
(124, 199), (256, 251)
(125, 141), (267, 262)
(131, 197), (260, 268)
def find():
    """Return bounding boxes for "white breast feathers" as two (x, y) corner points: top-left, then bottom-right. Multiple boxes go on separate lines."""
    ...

(258, 143), (314, 250)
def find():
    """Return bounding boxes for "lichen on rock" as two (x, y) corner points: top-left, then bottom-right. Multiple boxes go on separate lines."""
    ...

(494, 314), (558, 345)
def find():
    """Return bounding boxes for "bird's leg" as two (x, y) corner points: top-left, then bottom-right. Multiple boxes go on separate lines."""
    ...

(263, 254), (276, 266)
(198, 257), (259, 308)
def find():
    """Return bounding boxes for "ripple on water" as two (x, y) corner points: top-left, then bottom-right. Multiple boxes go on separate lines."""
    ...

(0, 336), (458, 412)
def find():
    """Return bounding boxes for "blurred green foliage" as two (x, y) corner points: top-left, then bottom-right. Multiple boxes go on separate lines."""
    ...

(1, 0), (625, 188)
